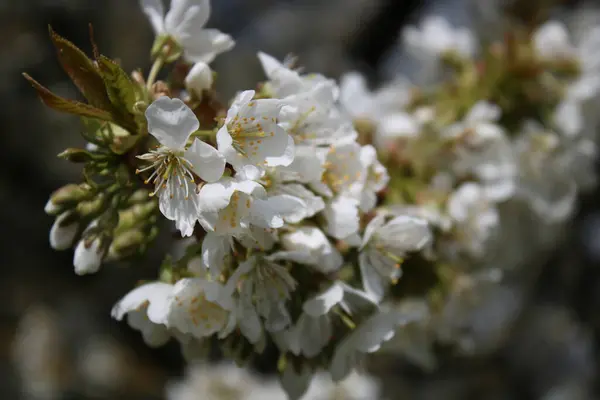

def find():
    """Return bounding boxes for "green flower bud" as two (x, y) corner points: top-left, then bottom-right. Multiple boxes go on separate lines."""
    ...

(58, 148), (98, 163)
(50, 183), (93, 207)
(109, 229), (145, 259)
(76, 194), (106, 218)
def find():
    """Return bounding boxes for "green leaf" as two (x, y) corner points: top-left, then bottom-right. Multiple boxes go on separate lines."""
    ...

(97, 55), (141, 127)
(48, 26), (112, 111)
(23, 73), (114, 121)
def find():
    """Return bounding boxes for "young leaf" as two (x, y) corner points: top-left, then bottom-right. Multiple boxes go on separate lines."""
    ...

(48, 26), (112, 111)
(23, 73), (114, 121)
(97, 56), (140, 123)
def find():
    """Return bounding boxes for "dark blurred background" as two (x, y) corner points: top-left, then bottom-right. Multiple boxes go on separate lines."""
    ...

(3, 0), (600, 399)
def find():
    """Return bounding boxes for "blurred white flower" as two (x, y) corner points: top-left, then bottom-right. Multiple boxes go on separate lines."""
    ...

(276, 226), (343, 274)
(140, 0), (234, 63)
(165, 278), (236, 339)
(111, 282), (173, 347)
(226, 254), (297, 333)
(359, 214), (432, 301)
(447, 183), (499, 258)
(403, 15), (476, 60)
(445, 101), (516, 201)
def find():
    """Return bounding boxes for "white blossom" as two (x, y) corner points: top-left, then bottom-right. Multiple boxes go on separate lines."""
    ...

(330, 308), (424, 381)
(403, 15), (476, 60)
(445, 101), (517, 201)
(301, 371), (382, 400)
(533, 21), (575, 60)
(350, 145), (390, 212)
(199, 176), (303, 238)
(359, 214), (432, 301)
(258, 52), (336, 98)
(322, 196), (361, 241)
(165, 278), (236, 339)
(226, 254), (297, 333)
(140, 0), (234, 63)
(281, 283), (377, 359)
(138, 96), (225, 237)
(184, 61), (213, 97)
(111, 282), (173, 347)
(447, 183), (499, 258)
(513, 124), (579, 221)
(166, 363), (271, 400)
(217, 90), (294, 179)
(339, 72), (412, 122)
(276, 227), (343, 274)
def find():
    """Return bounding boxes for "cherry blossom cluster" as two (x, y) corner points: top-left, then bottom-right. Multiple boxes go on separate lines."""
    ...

(37, 1), (600, 399)
(40, 1), (430, 399)
(338, 14), (600, 360)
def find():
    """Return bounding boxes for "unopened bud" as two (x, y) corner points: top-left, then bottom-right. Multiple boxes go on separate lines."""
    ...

(109, 229), (145, 259)
(58, 148), (95, 163)
(117, 201), (158, 231)
(49, 212), (79, 250)
(185, 62), (213, 98)
(73, 237), (105, 275)
(128, 189), (152, 205)
(44, 198), (61, 215)
(76, 195), (105, 218)
(50, 184), (92, 207)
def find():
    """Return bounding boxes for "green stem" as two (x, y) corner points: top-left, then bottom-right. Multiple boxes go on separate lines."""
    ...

(190, 129), (217, 139)
(146, 57), (164, 91)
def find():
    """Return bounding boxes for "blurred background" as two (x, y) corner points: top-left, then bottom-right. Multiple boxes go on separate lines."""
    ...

(2, 0), (600, 399)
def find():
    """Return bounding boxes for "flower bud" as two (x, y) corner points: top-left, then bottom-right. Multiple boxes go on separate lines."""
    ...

(44, 198), (61, 215)
(50, 184), (92, 207)
(76, 195), (105, 219)
(50, 212), (79, 250)
(128, 189), (152, 205)
(57, 148), (95, 163)
(109, 229), (145, 259)
(185, 62), (213, 98)
(73, 237), (104, 275)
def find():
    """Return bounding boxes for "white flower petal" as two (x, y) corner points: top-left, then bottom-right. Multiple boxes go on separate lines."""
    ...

(165, 0), (210, 38)
(159, 178), (201, 237)
(303, 283), (344, 317)
(358, 252), (386, 302)
(295, 314), (332, 357)
(323, 196), (360, 240)
(198, 177), (237, 212)
(49, 213), (78, 251)
(73, 238), (103, 275)
(201, 232), (231, 275)
(185, 61), (213, 95)
(378, 215), (432, 252)
(146, 97), (199, 149)
(533, 20), (573, 59)
(237, 300), (263, 344)
(180, 29), (235, 63)
(139, 0), (165, 34)
(281, 364), (313, 400)
(166, 278), (233, 339)
(184, 139), (225, 183)
(280, 227), (343, 273)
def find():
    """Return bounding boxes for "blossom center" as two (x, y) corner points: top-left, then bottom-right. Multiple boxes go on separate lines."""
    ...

(136, 147), (196, 199)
